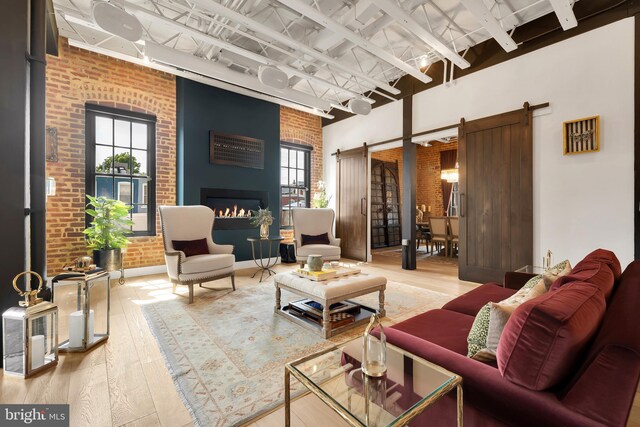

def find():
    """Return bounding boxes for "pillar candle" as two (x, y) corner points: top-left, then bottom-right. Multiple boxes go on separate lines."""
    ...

(69, 309), (95, 347)
(30, 335), (45, 370)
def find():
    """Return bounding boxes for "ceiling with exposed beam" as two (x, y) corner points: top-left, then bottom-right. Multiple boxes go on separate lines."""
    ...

(52, 0), (578, 118)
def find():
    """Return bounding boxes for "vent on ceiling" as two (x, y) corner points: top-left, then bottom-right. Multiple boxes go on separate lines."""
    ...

(209, 131), (264, 169)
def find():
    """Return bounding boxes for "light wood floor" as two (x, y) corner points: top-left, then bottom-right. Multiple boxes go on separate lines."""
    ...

(1, 254), (638, 427)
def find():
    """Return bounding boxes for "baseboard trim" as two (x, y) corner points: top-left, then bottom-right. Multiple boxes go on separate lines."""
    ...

(52, 258), (284, 286)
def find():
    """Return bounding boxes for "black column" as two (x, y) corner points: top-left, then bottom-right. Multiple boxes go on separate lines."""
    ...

(0, 1), (30, 355)
(402, 96), (416, 270)
(30, 0), (47, 281)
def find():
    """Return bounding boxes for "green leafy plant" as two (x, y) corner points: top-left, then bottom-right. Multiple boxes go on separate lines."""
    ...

(84, 195), (133, 250)
(250, 207), (274, 227)
(96, 152), (141, 174)
(312, 180), (331, 208)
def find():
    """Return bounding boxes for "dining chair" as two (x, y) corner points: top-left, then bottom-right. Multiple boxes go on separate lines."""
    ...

(428, 217), (449, 256)
(448, 217), (459, 257)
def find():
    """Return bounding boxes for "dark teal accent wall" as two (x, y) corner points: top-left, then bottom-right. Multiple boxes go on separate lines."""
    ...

(176, 77), (280, 261)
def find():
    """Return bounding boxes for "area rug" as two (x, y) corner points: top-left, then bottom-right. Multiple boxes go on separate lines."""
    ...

(375, 248), (459, 266)
(141, 280), (453, 427)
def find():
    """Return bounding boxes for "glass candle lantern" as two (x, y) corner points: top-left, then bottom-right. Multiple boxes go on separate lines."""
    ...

(2, 271), (59, 378)
(362, 314), (387, 377)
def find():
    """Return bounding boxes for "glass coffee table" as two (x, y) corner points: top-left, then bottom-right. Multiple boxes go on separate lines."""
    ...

(285, 337), (462, 426)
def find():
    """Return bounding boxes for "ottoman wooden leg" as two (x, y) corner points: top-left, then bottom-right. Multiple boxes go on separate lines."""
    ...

(379, 289), (386, 317)
(322, 304), (331, 339)
(275, 285), (281, 313)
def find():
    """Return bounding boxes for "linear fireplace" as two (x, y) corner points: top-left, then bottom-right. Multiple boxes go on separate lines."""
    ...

(201, 188), (268, 230)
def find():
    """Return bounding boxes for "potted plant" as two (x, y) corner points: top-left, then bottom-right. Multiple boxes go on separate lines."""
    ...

(250, 207), (274, 239)
(84, 195), (133, 270)
(312, 180), (332, 208)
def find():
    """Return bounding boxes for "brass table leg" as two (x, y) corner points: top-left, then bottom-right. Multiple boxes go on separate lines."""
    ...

(285, 367), (291, 427)
(457, 383), (463, 427)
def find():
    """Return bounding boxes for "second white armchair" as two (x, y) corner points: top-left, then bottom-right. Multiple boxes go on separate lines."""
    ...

(292, 208), (341, 263)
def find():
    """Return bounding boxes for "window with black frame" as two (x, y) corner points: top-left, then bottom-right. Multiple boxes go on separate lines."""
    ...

(280, 143), (311, 228)
(85, 104), (156, 236)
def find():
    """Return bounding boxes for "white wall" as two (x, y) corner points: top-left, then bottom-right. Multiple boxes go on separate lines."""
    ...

(323, 18), (635, 267)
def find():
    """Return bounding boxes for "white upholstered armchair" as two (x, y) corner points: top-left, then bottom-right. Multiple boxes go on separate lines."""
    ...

(159, 205), (235, 303)
(292, 208), (341, 263)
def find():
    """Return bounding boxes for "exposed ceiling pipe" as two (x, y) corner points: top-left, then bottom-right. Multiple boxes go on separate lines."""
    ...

(66, 38), (334, 119)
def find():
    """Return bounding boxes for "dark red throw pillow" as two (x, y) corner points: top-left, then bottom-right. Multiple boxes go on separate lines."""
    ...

(301, 233), (330, 246)
(172, 238), (209, 257)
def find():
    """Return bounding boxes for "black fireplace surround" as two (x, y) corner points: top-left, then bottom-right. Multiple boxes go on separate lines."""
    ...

(201, 188), (268, 230)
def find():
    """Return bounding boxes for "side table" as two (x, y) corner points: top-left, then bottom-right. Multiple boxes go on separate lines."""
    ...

(247, 236), (283, 282)
(56, 270), (110, 352)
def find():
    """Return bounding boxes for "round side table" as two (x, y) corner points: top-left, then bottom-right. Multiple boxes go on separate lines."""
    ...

(247, 236), (284, 282)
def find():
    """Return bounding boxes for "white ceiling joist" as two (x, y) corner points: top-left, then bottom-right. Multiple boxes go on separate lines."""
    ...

(460, 0), (518, 53)
(183, 0), (400, 95)
(65, 38), (334, 119)
(275, 0), (432, 84)
(548, 0), (578, 30)
(370, 0), (470, 69)
(146, 42), (331, 110)
(123, 2), (361, 102)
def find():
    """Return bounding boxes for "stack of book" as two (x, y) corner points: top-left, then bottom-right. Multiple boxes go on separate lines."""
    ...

(287, 299), (360, 328)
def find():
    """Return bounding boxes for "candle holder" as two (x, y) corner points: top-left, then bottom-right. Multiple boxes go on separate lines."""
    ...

(57, 270), (110, 353)
(2, 271), (59, 378)
(362, 314), (387, 378)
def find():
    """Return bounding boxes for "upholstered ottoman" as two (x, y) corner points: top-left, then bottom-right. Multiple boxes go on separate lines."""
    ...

(274, 272), (387, 338)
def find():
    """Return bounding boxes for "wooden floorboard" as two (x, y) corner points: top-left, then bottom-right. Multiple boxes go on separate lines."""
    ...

(1, 253), (637, 426)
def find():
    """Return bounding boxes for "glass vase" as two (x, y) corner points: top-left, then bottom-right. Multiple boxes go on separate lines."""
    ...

(362, 314), (386, 377)
(260, 223), (269, 239)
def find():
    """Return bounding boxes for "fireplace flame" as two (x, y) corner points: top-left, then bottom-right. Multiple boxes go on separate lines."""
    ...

(214, 205), (251, 218)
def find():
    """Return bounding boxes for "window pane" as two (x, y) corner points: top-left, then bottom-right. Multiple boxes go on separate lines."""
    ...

(114, 120), (131, 147)
(297, 170), (305, 187)
(95, 116), (113, 145)
(131, 123), (147, 149)
(281, 148), (289, 167)
(95, 145), (114, 173)
(297, 151), (304, 167)
(116, 180), (132, 204)
(281, 167), (288, 185)
(95, 177), (113, 199)
(113, 147), (131, 175)
(131, 149), (147, 176)
(289, 150), (296, 168)
(132, 205), (148, 232)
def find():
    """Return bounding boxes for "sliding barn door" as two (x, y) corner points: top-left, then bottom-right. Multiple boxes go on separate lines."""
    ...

(336, 146), (368, 261)
(459, 105), (533, 283)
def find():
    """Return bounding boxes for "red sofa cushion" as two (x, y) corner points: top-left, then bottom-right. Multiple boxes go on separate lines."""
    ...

(582, 248), (622, 279)
(389, 309), (474, 355)
(550, 260), (615, 300)
(442, 283), (516, 317)
(497, 282), (606, 391)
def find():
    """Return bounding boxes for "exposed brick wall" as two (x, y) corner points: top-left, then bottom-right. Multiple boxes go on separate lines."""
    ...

(280, 106), (323, 202)
(45, 38), (176, 275)
(370, 140), (459, 217)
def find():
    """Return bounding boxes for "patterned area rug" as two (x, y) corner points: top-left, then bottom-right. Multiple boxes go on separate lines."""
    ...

(375, 248), (459, 266)
(141, 279), (453, 427)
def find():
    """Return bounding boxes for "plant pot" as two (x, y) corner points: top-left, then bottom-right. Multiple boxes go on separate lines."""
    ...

(93, 249), (122, 271)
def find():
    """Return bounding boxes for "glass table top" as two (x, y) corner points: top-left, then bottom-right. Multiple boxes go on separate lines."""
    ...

(514, 265), (546, 274)
(287, 337), (461, 427)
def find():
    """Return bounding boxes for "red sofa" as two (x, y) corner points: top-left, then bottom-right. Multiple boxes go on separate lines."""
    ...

(383, 249), (640, 427)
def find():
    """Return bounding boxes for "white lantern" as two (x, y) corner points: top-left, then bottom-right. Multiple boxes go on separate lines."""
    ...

(2, 271), (58, 377)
